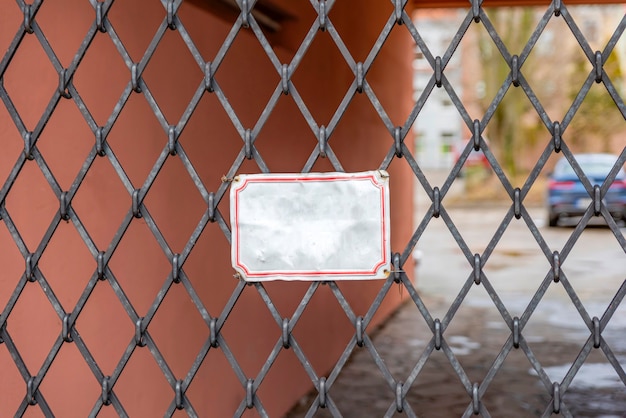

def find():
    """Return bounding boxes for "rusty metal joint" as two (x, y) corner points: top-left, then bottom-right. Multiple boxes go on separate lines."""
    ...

(26, 253), (35, 282)
(208, 192), (216, 222)
(62, 313), (74, 343)
(24, 131), (34, 160)
(204, 61), (214, 92)
(472, 0), (481, 22)
(97, 251), (106, 280)
(554, 0), (562, 16)
(393, 252), (402, 282)
(96, 127), (106, 156)
(394, 0), (403, 24)
(513, 317), (520, 348)
(241, 0), (250, 28)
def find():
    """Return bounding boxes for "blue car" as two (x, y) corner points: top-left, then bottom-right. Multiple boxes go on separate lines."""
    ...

(547, 153), (626, 227)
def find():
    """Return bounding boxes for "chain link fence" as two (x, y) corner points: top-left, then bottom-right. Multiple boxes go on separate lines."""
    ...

(1, 0), (625, 416)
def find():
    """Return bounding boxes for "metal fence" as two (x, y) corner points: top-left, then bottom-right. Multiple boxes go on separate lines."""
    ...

(1, 0), (625, 416)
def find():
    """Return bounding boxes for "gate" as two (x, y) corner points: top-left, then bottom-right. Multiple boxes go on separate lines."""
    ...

(0, 0), (625, 416)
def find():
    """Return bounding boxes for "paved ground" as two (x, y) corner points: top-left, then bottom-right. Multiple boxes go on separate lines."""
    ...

(286, 173), (626, 417)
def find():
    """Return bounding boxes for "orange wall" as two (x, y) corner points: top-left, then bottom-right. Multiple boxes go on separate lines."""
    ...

(0, 1), (414, 416)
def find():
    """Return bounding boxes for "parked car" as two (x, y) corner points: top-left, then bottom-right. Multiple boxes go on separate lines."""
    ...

(546, 153), (626, 227)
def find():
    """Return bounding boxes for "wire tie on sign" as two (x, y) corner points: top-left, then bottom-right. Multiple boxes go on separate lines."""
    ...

(60, 191), (70, 221)
(593, 185), (601, 216)
(96, 127), (106, 156)
(135, 318), (146, 347)
(513, 317), (520, 348)
(394, 0), (403, 24)
(168, 125), (178, 156)
(552, 382), (561, 413)
(131, 63), (141, 93)
(433, 187), (441, 218)
(241, 0), (249, 29)
(96, 2), (106, 32)
(244, 129), (252, 160)
(281, 64), (289, 95)
(511, 55), (520, 87)
(132, 189), (142, 218)
(204, 61), (214, 92)
(552, 121), (561, 152)
(246, 379), (254, 409)
(552, 251), (560, 283)
(26, 253), (35, 282)
(472, 383), (480, 414)
(355, 316), (364, 347)
(172, 254), (181, 283)
(473, 120), (481, 151)
(24, 131), (34, 160)
(472, 0), (481, 22)
(434, 318), (442, 350)
(175, 379), (184, 409)
(27, 376), (37, 405)
(356, 62), (364, 93)
(395, 381), (403, 412)
(282, 318), (290, 348)
(514, 188), (521, 219)
(554, 0), (562, 16)
(318, 377), (327, 408)
(102, 376), (111, 405)
(318, 0), (327, 31)
(167, 0), (177, 30)
(594, 51), (603, 83)
(592, 317), (601, 348)
(318, 125), (327, 158)
(23, 4), (33, 34)
(97, 251), (106, 280)
(208, 192), (216, 222)
(435, 56), (442, 87)
(394, 127), (403, 158)
(473, 254), (481, 285)
(393, 252), (401, 282)
(209, 317), (219, 347)
(58, 68), (71, 99)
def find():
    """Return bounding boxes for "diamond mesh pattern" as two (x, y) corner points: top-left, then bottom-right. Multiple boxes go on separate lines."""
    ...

(0, 0), (625, 417)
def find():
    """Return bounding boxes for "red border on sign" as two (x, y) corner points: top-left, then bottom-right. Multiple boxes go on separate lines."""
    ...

(233, 173), (388, 278)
